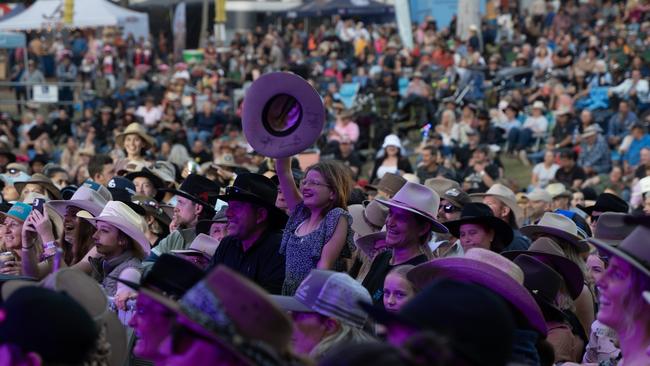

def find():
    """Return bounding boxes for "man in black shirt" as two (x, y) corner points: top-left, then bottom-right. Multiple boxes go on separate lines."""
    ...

(332, 137), (363, 179)
(554, 150), (586, 190)
(208, 173), (288, 294)
(416, 146), (454, 182)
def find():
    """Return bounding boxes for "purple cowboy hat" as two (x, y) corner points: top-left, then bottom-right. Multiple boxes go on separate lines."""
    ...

(375, 182), (449, 234)
(407, 248), (547, 336)
(502, 237), (584, 300)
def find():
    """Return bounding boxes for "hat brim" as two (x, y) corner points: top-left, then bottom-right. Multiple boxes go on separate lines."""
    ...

(46, 199), (105, 219)
(587, 237), (650, 278)
(83, 216), (150, 256)
(501, 250), (584, 299)
(355, 231), (387, 258)
(196, 218), (227, 235)
(269, 295), (313, 313)
(217, 192), (288, 228)
(125, 169), (165, 190)
(375, 198), (448, 234)
(160, 188), (216, 212)
(407, 258), (547, 336)
(358, 301), (418, 329)
(0, 210), (27, 223)
(242, 72), (325, 158)
(469, 193), (523, 223)
(115, 130), (155, 149)
(444, 216), (514, 247)
(519, 225), (589, 252)
(14, 181), (62, 200)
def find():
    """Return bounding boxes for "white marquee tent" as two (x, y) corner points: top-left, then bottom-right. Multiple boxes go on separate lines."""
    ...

(0, 0), (149, 40)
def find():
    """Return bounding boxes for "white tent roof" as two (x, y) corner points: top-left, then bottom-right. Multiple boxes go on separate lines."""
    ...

(0, 0), (149, 39)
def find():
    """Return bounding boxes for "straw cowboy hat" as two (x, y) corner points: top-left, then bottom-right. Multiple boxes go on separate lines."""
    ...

(142, 266), (293, 365)
(591, 212), (635, 247)
(115, 123), (155, 148)
(46, 183), (112, 218)
(502, 237), (584, 300)
(81, 201), (151, 256)
(2, 268), (128, 366)
(14, 173), (62, 200)
(545, 183), (571, 199)
(242, 72), (325, 158)
(376, 182), (449, 234)
(469, 183), (523, 222)
(349, 200), (388, 238)
(407, 248), (547, 335)
(589, 224), (650, 278)
(580, 125), (602, 139)
(366, 172), (406, 197)
(520, 212), (589, 252)
(443, 203), (514, 249)
(172, 233), (221, 259)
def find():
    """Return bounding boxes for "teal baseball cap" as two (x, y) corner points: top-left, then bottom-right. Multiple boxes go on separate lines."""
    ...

(0, 202), (33, 222)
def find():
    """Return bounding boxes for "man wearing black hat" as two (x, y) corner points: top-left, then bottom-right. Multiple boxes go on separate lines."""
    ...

(582, 192), (629, 234)
(144, 174), (220, 265)
(207, 173), (288, 294)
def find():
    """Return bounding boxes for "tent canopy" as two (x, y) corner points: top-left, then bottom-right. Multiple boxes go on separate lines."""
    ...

(287, 0), (395, 18)
(0, 0), (149, 40)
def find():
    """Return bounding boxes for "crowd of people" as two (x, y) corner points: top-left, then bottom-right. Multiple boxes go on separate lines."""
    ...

(0, 0), (649, 365)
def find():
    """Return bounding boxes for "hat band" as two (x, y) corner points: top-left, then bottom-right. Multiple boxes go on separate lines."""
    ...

(362, 210), (383, 232)
(390, 198), (434, 220)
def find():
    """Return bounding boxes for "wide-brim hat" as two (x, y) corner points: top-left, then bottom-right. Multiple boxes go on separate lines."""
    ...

(242, 72), (325, 158)
(545, 183), (571, 199)
(115, 123), (155, 149)
(172, 233), (221, 259)
(349, 200), (388, 238)
(424, 177), (470, 208)
(444, 203), (514, 246)
(14, 173), (62, 200)
(46, 185), (111, 219)
(407, 248), (547, 335)
(376, 182), (448, 234)
(469, 183), (523, 223)
(160, 174), (220, 212)
(2, 268), (128, 366)
(368, 172), (406, 197)
(218, 173), (288, 229)
(125, 168), (165, 190)
(131, 195), (172, 227)
(513, 255), (566, 322)
(196, 206), (228, 235)
(531, 101), (545, 110)
(81, 201), (150, 256)
(142, 266), (291, 365)
(589, 225), (650, 278)
(520, 212), (588, 251)
(580, 125), (601, 139)
(355, 231), (387, 258)
(591, 212), (635, 247)
(502, 237), (584, 299)
(580, 192), (629, 216)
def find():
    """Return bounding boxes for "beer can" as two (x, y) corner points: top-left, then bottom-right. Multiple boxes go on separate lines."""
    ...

(0, 251), (15, 267)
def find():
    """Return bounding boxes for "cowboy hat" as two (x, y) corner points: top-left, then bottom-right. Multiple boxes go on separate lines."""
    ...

(115, 123), (155, 148)
(443, 203), (514, 249)
(376, 182), (449, 234)
(14, 173), (62, 200)
(148, 160), (177, 186)
(141, 266), (292, 365)
(502, 237), (584, 300)
(355, 231), (388, 258)
(514, 255), (566, 322)
(218, 173), (288, 229)
(589, 224), (650, 278)
(349, 200), (388, 238)
(531, 101), (546, 110)
(196, 206), (227, 235)
(580, 193), (629, 216)
(469, 183), (523, 222)
(424, 177), (471, 209)
(545, 183), (571, 199)
(525, 188), (552, 203)
(2, 268), (128, 366)
(125, 167), (165, 191)
(366, 172), (406, 197)
(172, 233), (221, 259)
(407, 248), (547, 335)
(591, 212), (635, 247)
(242, 72), (325, 158)
(131, 195), (172, 227)
(520, 212), (588, 251)
(580, 125), (601, 139)
(81, 201), (151, 256)
(160, 174), (220, 213)
(46, 183), (112, 218)
(212, 153), (244, 170)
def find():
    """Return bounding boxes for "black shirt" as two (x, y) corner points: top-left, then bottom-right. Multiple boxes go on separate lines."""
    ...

(554, 165), (586, 188)
(208, 230), (285, 295)
(361, 251), (428, 308)
(416, 164), (455, 183)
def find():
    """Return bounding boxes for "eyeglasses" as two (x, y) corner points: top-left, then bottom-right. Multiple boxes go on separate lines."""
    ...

(300, 179), (330, 188)
(440, 203), (459, 213)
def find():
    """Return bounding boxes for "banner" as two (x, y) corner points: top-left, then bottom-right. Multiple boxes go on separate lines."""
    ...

(173, 2), (186, 62)
(394, 0), (414, 50)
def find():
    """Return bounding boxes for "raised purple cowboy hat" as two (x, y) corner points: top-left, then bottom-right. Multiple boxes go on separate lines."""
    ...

(242, 72), (325, 158)
(375, 182), (449, 234)
(588, 223), (650, 279)
(407, 248), (548, 336)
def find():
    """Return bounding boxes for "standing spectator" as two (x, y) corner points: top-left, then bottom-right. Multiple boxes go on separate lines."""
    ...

(56, 53), (77, 115)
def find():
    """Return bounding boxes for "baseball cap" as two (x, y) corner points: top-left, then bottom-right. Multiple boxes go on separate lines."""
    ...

(107, 176), (145, 215)
(0, 286), (98, 364)
(0, 171), (30, 186)
(271, 270), (372, 328)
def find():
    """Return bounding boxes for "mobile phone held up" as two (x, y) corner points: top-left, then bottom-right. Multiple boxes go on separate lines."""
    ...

(32, 198), (45, 214)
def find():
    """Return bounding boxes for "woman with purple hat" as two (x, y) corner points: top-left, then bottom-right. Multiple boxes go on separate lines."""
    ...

(275, 158), (354, 295)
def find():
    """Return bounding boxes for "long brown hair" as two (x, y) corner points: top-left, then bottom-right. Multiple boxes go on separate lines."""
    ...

(305, 160), (353, 212)
(63, 219), (96, 266)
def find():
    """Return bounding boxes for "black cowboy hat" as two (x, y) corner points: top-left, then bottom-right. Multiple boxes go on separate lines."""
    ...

(218, 173), (288, 229)
(444, 202), (514, 248)
(579, 193), (628, 216)
(196, 206), (228, 235)
(514, 255), (566, 322)
(107, 176), (146, 216)
(125, 167), (165, 191)
(160, 174), (220, 213)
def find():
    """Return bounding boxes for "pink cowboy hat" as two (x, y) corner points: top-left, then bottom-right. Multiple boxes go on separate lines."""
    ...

(408, 248), (547, 336)
(242, 72), (325, 158)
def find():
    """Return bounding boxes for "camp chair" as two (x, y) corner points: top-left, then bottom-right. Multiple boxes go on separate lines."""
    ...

(336, 82), (360, 109)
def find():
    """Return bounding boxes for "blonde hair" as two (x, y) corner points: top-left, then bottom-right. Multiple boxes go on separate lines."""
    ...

(305, 160), (353, 212)
(310, 321), (375, 360)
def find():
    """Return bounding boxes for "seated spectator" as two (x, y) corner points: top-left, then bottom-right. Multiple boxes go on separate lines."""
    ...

(531, 150), (560, 189)
(607, 100), (638, 148)
(608, 69), (649, 105)
(548, 108), (576, 150)
(555, 150), (587, 190)
(577, 125), (611, 175)
(415, 146), (454, 182)
(370, 135), (413, 182)
(507, 101), (548, 160)
(329, 136), (363, 179)
(461, 145), (499, 193)
(621, 124), (650, 174)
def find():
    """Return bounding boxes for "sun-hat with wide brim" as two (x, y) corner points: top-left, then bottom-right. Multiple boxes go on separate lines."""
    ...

(81, 201), (151, 256)
(172, 233), (221, 259)
(242, 72), (325, 158)
(407, 248), (547, 336)
(349, 200), (388, 238)
(355, 231), (387, 258)
(443, 203), (514, 248)
(139, 266), (292, 366)
(469, 183), (523, 224)
(588, 224), (650, 278)
(115, 123), (155, 149)
(46, 184), (112, 218)
(196, 206), (227, 235)
(14, 173), (62, 200)
(520, 212), (588, 251)
(514, 255), (566, 322)
(376, 182), (448, 234)
(590, 212), (635, 247)
(502, 237), (584, 300)
(2, 268), (128, 366)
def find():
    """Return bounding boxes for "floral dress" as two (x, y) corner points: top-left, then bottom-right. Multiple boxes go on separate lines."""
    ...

(279, 203), (354, 295)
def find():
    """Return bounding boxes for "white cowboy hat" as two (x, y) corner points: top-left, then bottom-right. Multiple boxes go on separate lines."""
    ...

(376, 182), (448, 233)
(46, 184), (112, 218)
(172, 233), (220, 259)
(81, 201), (151, 256)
